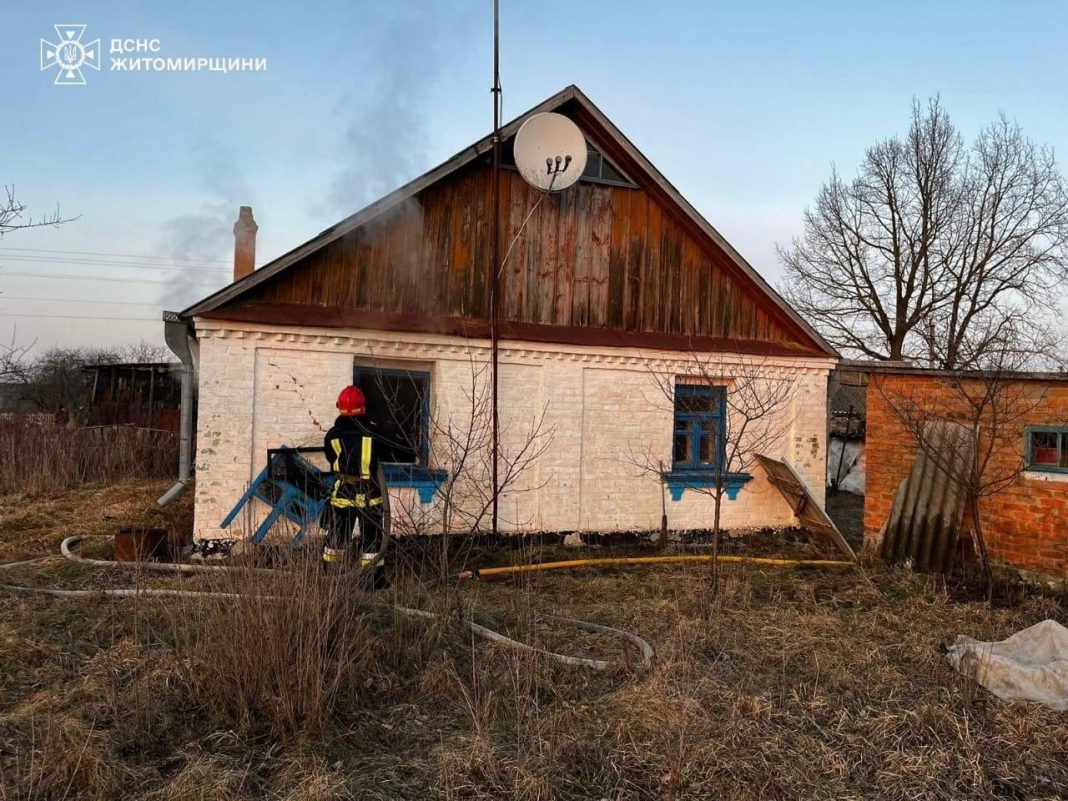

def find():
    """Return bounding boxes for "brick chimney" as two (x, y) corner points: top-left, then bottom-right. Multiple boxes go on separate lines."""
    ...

(233, 206), (258, 281)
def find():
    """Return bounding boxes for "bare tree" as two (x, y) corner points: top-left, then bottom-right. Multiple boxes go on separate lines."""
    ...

(0, 332), (32, 383)
(633, 352), (796, 594)
(0, 185), (77, 237)
(874, 355), (1046, 600)
(781, 98), (1068, 369)
(113, 340), (171, 363)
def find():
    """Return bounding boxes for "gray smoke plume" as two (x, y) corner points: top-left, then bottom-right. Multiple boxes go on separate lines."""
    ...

(327, 4), (477, 214)
(159, 137), (253, 309)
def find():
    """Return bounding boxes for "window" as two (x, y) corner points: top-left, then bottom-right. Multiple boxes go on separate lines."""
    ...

(353, 367), (430, 466)
(672, 384), (725, 472)
(579, 143), (635, 186)
(1026, 427), (1068, 473)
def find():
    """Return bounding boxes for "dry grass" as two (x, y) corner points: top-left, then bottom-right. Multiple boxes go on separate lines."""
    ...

(0, 417), (178, 496)
(1, 479), (1066, 800)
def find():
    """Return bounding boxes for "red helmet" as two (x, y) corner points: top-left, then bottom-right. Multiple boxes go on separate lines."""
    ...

(336, 385), (366, 416)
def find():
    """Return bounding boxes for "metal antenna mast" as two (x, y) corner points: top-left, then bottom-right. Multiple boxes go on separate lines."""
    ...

(490, 0), (502, 537)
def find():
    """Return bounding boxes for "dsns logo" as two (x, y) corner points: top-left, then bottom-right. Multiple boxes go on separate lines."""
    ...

(40, 24), (100, 85)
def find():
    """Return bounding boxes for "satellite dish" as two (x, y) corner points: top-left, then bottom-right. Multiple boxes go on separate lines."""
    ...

(513, 112), (588, 192)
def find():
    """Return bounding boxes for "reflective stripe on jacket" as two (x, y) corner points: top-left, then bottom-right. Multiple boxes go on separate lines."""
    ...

(324, 415), (385, 509)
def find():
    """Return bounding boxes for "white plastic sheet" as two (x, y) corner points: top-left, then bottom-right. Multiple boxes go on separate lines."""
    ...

(945, 620), (1068, 710)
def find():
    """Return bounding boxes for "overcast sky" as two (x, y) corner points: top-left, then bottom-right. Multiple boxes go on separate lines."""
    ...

(3, 1), (1067, 354)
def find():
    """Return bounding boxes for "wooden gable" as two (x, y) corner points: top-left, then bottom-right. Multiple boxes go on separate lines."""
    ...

(192, 91), (831, 357)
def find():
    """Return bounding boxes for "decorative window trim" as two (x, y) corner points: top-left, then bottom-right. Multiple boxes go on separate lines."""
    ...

(661, 469), (753, 502)
(1024, 426), (1068, 474)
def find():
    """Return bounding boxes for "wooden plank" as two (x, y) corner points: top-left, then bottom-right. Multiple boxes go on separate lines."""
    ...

(536, 195), (557, 324)
(607, 187), (630, 329)
(506, 173), (527, 322)
(588, 185), (612, 328)
(525, 180), (542, 322)
(661, 216), (682, 334)
(571, 182), (592, 326)
(623, 191), (645, 328)
(555, 187), (576, 326)
(452, 176), (474, 316)
(755, 453), (857, 561)
(644, 200), (662, 332)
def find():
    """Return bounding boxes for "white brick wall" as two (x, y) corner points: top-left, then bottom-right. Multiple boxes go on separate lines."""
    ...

(193, 319), (834, 541)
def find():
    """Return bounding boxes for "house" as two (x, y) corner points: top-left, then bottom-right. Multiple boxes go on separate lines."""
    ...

(863, 363), (1068, 582)
(176, 85), (838, 542)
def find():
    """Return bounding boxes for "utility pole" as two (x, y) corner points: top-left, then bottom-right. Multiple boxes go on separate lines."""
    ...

(490, 0), (502, 536)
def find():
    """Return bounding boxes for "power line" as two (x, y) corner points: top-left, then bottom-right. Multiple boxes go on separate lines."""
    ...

(0, 270), (223, 287)
(0, 312), (161, 322)
(0, 254), (229, 274)
(0, 296), (165, 307)
(0, 246), (229, 264)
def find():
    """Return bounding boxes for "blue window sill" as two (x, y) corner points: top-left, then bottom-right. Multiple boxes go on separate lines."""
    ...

(662, 470), (753, 502)
(383, 464), (447, 504)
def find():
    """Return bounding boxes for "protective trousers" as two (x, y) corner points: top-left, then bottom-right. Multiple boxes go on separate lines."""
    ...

(322, 502), (387, 588)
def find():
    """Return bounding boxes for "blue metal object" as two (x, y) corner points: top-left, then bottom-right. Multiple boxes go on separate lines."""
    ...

(220, 447), (332, 547)
(220, 447), (448, 547)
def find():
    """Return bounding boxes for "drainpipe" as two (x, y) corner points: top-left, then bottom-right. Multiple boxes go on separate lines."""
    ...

(158, 313), (195, 507)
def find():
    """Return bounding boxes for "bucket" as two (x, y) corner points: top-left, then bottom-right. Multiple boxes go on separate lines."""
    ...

(114, 527), (168, 562)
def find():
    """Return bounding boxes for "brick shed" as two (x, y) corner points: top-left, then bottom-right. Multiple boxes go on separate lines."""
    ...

(864, 366), (1068, 581)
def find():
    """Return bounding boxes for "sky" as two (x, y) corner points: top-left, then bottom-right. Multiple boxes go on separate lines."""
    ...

(2, 0), (1067, 354)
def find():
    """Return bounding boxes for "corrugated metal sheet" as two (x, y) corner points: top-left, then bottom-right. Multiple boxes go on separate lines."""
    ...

(755, 454), (857, 560)
(879, 421), (976, 573)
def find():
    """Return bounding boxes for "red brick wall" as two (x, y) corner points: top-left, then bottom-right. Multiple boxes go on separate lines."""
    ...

(864, 373), (1068, 578)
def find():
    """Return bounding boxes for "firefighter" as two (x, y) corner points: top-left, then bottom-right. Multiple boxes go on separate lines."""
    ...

(321, 385), (389, 587)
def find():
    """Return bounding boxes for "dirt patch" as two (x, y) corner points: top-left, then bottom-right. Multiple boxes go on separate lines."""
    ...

(826, 489), (865, 548)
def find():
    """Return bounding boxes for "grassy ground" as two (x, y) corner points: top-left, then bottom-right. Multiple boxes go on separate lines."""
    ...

(0, 480), (1065, 800)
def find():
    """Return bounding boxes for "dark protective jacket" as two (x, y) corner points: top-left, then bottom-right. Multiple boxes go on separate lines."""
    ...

(323, 415), (395, 509)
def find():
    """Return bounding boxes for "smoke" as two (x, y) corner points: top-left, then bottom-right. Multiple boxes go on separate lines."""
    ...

(159, 138), (254, 309)
(327, 4), (477, 214)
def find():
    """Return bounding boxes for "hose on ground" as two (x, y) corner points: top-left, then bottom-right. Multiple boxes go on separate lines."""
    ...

(457, 553), (855, 580)
(0, 536), (656, 671)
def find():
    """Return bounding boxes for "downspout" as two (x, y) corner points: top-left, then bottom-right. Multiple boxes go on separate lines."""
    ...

(158, 313), (195, 506)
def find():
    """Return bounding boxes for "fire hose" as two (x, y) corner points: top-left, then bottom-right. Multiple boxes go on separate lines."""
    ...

(2, 539), (854, 669)
(0, 536), (655, 670)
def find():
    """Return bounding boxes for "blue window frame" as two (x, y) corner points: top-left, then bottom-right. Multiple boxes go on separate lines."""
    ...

(672, 384), (725, 472)
(1025, 426), (1068, 474)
